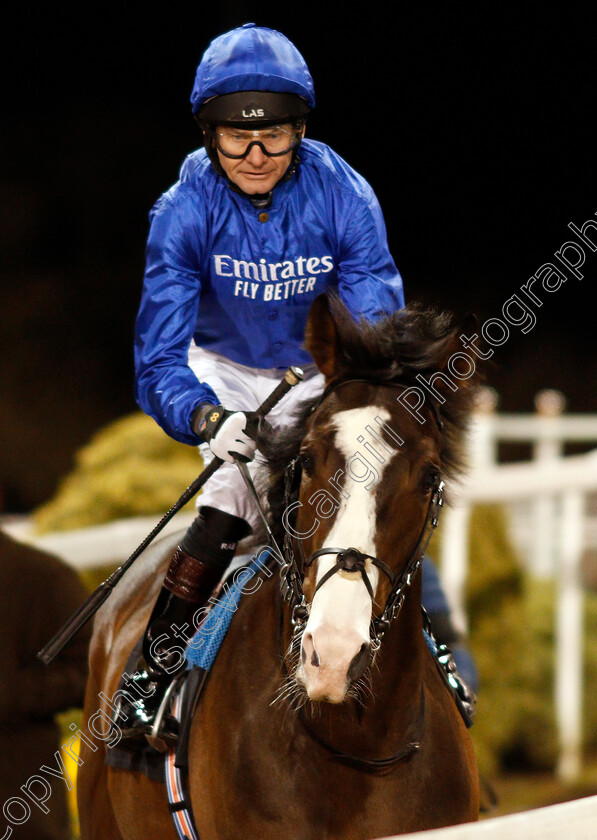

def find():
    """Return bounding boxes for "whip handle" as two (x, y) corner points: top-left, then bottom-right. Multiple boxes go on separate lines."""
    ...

(256, 366), (304, 417)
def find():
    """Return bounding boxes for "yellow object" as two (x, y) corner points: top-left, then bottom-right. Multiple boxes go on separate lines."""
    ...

(33, 412), (201, 533)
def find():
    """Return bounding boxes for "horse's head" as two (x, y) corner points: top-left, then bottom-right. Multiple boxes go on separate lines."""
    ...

(274, 295), (481, 704)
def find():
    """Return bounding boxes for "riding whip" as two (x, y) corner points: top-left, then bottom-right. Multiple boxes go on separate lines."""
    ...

(37, 366), (304, 665)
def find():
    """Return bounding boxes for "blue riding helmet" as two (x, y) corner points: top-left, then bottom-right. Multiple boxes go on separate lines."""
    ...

(190, 22), (315, 118)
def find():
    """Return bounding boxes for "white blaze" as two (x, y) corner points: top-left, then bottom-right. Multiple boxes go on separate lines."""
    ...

(300, 406), (395, 700)
(310, 406), (393, 630)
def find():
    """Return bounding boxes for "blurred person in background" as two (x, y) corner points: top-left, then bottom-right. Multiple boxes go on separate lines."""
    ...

(0, 529), (91, 840)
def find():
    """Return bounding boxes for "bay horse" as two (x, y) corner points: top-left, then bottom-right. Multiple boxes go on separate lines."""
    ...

(77, 295), (480, 839)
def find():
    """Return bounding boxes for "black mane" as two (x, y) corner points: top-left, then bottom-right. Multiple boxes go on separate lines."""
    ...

(259, 298), (482, 546)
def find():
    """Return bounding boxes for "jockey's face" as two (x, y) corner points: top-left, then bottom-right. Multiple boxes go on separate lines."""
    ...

(216, 140), (293, 195)
(214, 123), (305, 195)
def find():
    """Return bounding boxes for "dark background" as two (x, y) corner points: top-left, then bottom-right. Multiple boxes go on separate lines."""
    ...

(2, 4), (596, 511)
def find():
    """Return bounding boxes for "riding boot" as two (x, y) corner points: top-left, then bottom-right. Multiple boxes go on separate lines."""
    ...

(117, 506), (251, 747)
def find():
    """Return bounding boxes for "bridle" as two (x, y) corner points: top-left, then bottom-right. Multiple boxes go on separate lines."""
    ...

(280, 458), (444, 651)
(278, 376), (445, 653)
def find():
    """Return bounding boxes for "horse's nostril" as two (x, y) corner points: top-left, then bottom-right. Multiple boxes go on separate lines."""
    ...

(347, 642), (371, 683)
(302, 632), (320, 669)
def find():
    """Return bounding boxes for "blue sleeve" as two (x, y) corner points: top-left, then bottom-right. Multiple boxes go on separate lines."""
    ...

(134, 193), (219, 445)
(336, 191), (405, 321)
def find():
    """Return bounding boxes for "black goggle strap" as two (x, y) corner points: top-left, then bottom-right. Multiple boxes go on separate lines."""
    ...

(216, 138), (299, 159)
(213, 122), (303, 159)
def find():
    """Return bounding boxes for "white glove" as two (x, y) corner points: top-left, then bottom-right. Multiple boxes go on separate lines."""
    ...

(195, 405), (257, 463)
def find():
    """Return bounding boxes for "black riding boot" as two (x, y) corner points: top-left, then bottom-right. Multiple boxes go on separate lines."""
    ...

(117, 506), (251, 748)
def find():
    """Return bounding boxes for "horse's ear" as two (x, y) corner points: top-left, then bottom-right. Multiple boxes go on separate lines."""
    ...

(304, 294), (341, 379)
(428, 311), (484, 406)
(434, 312), (479, 370)
(460, 312), (479, 339)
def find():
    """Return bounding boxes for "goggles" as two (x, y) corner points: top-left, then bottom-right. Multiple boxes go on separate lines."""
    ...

(214, 123), (302, 159)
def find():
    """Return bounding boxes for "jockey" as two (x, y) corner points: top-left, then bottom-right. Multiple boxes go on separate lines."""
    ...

(123, 23), (472, 744)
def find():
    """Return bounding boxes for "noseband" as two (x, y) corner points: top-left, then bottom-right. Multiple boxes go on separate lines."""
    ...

(279, 377), (445, 651)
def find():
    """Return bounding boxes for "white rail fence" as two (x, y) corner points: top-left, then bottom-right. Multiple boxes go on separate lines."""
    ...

(4, 388), (597, 788)
(441, 388), (597, 784)
(3, 512), (196, 569)
(379, 793), (597, 839)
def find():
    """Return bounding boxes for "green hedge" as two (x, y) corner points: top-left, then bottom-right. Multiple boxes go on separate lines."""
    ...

(432, 505), (597, 776)
(33, 412), (201, 533)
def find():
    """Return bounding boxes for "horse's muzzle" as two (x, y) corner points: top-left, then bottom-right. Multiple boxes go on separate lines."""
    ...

(299, 626), (371, 703)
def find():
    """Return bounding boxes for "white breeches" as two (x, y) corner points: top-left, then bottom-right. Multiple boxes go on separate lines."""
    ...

(187, 343), (325, 529)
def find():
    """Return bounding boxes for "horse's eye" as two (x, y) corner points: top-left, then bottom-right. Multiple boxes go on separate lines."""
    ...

(421, 467), (440, 494)
(301, 452), (315, 477)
